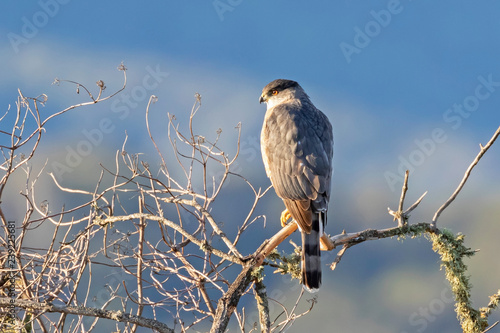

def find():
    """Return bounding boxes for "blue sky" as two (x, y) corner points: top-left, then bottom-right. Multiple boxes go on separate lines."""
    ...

(2, 1), (500, 332)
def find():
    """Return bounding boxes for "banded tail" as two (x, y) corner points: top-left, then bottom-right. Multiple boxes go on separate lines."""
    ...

(301, 212), (323, 292)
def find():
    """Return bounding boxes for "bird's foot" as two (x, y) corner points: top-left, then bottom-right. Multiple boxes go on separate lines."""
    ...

(320, 234), (335, 251)
(280, 209), (292, 227)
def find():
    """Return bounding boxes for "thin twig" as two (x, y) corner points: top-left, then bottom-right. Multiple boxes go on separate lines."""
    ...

(432, 125), (500, 228)
(330, 244), (348, 271)
(483, 321), (499, 333)
(404, 190), (428, 214)
(397, 170), (409, 223)
(94, 213), (243, 265)
(387, 170), (427, 228)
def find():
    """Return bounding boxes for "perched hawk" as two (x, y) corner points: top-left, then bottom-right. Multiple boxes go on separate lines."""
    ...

(259, 79), (333, 292)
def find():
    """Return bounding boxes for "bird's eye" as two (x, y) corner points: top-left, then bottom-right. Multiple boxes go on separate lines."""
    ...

(271, 90), (278, 96)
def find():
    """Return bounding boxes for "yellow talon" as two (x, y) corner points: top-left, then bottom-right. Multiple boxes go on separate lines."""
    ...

(280, 209), (292, 227)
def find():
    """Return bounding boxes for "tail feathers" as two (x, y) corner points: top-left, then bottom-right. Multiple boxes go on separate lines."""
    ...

(301, 213), (322, 292)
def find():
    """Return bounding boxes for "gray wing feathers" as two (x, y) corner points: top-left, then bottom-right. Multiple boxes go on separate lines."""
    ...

(262, 102), (333, 210)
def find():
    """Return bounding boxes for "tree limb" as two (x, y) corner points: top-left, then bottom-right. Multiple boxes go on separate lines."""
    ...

(254, 279), (270, 333)
(0, 298), (173, 333)
(210, 262), (258, 333)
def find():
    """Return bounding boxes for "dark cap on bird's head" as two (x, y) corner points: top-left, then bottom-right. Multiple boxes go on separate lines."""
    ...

(259, 79), (300, 103)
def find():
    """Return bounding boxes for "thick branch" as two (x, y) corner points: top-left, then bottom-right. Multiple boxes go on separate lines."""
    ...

(256, 222), (298, 266)
(254, 279), (271, 333)
(0, 298), (173, 333)
(210, 263), (257, 333)
(328, 222), (434, 249)
(208, 221), (433, 333)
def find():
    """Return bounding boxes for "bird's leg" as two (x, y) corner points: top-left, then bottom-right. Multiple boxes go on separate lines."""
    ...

(280, 209), (292, 227)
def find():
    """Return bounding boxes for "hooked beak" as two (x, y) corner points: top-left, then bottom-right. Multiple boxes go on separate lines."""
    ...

(259, 95), (265, 104)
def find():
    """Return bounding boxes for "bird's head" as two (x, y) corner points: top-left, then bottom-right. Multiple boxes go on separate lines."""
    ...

(259, 79), (307, 108)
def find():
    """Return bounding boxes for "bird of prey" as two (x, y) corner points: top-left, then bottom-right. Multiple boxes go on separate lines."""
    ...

(259, 79), (333, 292)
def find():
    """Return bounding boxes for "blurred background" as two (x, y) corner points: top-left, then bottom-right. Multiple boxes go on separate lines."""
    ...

(2, 1), (500, 332)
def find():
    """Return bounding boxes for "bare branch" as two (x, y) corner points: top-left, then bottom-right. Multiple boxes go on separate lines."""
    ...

(94, 213), (244, 265)
(0, 298), (173, 333)
(210, 262), (257, 333)
(329, 244), (348, 271)
(432, 125), (500, 228)
(396, 170), (410, 225)
(387, 170), (427, 227)
(256, 223), (298, 266)
(404, 190), (428, 215)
